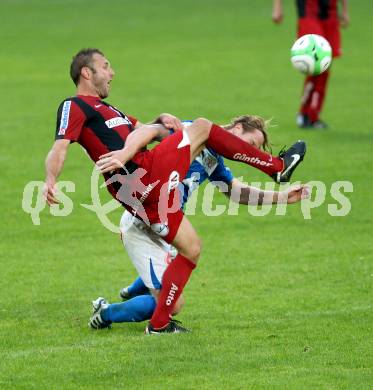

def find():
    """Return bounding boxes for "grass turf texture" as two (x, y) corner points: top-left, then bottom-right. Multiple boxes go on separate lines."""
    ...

(1, 0), (372, 388)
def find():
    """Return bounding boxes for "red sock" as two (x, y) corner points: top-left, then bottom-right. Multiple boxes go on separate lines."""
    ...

(300, 76), (314, 116)
(309, 71), (329, 122)
(207, 124), (283, 177)
(150, 254), (196, 329)
(300, 71), (329, 122)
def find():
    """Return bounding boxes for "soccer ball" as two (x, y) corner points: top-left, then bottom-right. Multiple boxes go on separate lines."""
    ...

(290, 34), (332, 76)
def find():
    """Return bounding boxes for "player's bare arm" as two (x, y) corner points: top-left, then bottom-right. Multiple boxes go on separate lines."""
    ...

(221, 178), (309, 205)
(272, 0), (283, 24)
(43, 139), (70, 205)
(152, 127), (173, 142)
(133, 113), (182, 131)
(339, 0), (349, 28)
(97, 114), (183, 173)
(96, 124), (165, 173)
(150, 113), (183, 131)
(132, 114), (182, 141)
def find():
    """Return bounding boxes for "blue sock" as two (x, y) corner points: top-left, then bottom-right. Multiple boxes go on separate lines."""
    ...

(127, 277), (149, 297)
(101, 295), (156, 323)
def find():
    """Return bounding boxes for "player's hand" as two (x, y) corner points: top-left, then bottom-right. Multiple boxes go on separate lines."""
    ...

(159, 113), (183, 131)
(339, 12), (350, 28)
(282, 184), (310, 204)
(96, 149), (132, 173)
(272, 3), (283, 24)
(43, 180), (60, 206)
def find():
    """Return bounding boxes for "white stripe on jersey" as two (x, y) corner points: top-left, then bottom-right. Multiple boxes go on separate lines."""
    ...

(58, 101), (71, 135)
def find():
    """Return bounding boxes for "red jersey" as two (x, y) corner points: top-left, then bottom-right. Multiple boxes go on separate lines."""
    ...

(296, 0), (338, 20)
(55, 95), (139, 162)
(296, 0), (341, 56)
(55, 95), (148, 203)
(54, 94), (191, 242)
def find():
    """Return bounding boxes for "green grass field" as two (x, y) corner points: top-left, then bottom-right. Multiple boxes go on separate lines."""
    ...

(1, 0), (372, 388)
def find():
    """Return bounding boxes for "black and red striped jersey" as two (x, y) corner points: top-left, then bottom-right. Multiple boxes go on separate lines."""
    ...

(296, 0), (338, 19)
(55, 95), (139, 162)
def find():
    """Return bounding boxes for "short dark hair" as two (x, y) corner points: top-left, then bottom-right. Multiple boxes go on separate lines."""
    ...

(70, 48), (104, 86)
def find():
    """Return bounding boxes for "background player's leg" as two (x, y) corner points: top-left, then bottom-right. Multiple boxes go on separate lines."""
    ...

(296, 17), (325, 126)
(299, 71), (329, 125)
(299, 75), (314, 124)
(308, 70), (330, 123)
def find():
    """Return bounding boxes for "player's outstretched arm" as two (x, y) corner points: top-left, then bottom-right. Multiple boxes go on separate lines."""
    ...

(281, 184), (310, 204)
(43, 139), (70, 205)
(272, 0), (284, 24)
(223, 178), (309, 205)
(96, 124), (164, 173)
(339, 0), (350, 28)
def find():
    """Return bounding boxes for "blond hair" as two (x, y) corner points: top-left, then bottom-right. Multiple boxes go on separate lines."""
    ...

(224, 115), (271, 152)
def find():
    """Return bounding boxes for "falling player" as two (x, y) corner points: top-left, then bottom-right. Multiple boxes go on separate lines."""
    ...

(89, 118), (309, 331)
(44, 48), (307, 334)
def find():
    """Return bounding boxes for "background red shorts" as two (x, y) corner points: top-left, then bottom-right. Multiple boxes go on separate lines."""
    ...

(298, 17), (341, 58)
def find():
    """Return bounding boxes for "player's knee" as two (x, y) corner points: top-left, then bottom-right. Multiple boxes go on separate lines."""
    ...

(186, 238), (202, 264)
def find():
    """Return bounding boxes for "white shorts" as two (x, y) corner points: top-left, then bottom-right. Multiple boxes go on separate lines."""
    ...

(119, 211), (178, 290)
